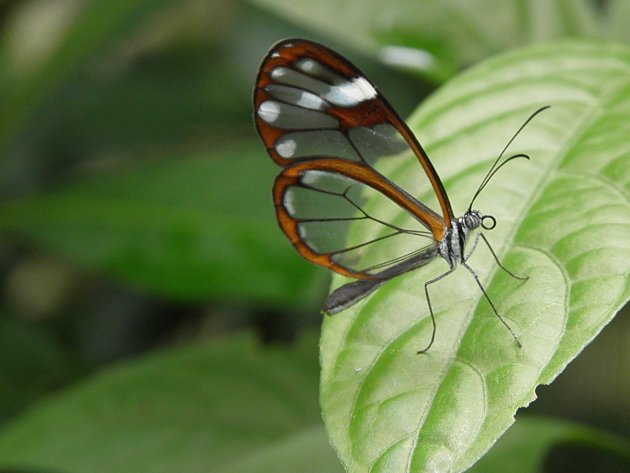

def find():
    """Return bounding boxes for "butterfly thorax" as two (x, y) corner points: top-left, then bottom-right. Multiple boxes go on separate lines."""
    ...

(438, 210), (483, 269)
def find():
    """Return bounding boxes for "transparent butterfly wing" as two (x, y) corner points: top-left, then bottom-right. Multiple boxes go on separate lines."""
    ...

(274, 159), (438, 279)
(255, 38), (453, 279)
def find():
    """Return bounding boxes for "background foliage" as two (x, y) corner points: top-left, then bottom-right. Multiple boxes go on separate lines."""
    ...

(0, 1), (628, 472)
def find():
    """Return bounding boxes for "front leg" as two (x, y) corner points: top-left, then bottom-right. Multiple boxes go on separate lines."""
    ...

(480, 233), (528, 281)
(465, 232), (528, 282)
(463, 231), (481, 262)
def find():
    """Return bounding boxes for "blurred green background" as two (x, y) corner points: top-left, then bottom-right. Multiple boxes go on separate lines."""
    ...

(0, 0), (628, 471)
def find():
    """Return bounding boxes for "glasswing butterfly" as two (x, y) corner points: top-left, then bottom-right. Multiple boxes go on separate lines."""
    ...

(253, 38), (548, 352)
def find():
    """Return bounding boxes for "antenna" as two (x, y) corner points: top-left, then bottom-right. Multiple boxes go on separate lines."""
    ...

(468, 105), (550, 211)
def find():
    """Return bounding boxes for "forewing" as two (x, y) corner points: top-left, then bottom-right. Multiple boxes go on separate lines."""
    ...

(254, 38), (454, 230)
(274, 159), (440, 280)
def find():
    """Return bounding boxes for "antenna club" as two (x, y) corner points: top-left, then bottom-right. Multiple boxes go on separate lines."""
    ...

(481, 215), (497, 230)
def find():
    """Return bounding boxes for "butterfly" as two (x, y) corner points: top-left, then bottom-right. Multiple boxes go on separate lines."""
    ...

(253, 38), (548, 352)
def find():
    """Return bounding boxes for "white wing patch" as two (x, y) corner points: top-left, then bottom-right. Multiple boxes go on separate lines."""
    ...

(257, 100), (281, 123)
(276, 138), (297, 158)
(325, 77), (377, 107)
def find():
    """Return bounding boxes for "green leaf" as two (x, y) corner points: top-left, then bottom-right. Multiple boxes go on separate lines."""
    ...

(0, 143), (318, 303)
(320, 40), (630, 473)
(0, 314), (75, 422)
(0, 0), (171, 156)
(250, 0), (601, 82)
(607, 0), (630, 43)
(0, 333), (343, 473)
(469, 416), (630, 472)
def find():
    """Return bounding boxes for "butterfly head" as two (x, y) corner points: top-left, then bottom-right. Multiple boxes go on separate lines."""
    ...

(461, 209), (496, 231)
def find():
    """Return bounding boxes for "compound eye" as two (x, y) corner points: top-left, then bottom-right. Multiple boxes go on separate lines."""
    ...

(481, 215), (496, 230)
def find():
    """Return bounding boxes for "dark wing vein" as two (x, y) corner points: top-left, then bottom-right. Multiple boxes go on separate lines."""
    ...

(299, 182), (433, 237)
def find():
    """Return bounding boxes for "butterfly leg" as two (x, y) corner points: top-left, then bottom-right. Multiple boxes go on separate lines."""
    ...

(461, 262), (522, 348)
(417, 266), (456, 354)
(463, 231), (482, 262)
(479, 233), (528, 281)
